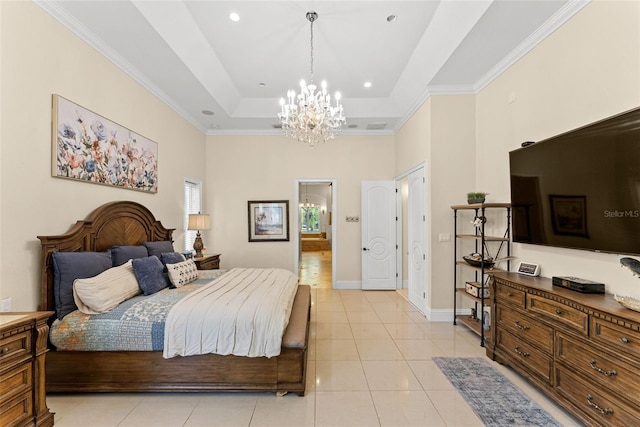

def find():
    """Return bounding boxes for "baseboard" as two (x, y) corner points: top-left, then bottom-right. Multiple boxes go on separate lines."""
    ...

(334, 280), (361, 290)
(424, 307), (472, 322)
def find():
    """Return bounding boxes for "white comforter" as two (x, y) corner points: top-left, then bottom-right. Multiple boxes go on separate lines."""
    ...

(163, 268), (298, 359)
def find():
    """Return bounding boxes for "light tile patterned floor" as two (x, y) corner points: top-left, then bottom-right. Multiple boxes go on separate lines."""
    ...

(47, 252), (582, 426)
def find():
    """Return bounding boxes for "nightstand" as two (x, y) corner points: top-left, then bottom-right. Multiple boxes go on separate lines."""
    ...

(0, 312), (55, 427)
(193, 254), (221, 270)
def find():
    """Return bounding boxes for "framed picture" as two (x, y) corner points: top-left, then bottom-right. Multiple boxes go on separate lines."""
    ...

(549, 195), (589, 237)
(248, 200), (290, 242)
(52, 94), (158, 193)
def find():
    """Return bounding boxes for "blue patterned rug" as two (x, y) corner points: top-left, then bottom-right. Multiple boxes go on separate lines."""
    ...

(433, 357), (562, 427)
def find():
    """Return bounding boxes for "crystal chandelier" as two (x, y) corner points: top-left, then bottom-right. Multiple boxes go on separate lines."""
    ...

(278, 11), (346, 147)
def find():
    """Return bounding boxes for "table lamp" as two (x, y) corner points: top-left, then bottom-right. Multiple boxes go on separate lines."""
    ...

(187, 213), (210, 258)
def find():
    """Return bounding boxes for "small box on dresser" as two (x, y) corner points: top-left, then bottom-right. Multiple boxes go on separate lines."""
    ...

(488, 272), (640, 427)
(0, 312), (54, 427)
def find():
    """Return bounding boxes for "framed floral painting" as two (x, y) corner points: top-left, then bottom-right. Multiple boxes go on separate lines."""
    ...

(248, 200), (290, 242)
(52, 94), (158, 193)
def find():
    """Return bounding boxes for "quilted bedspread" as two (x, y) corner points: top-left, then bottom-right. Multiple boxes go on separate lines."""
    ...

(49, 270), (227, 351)
(163, 268), (298, 358)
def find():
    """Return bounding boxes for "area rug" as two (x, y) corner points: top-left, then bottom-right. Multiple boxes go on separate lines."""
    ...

(433, 357), (562, 427)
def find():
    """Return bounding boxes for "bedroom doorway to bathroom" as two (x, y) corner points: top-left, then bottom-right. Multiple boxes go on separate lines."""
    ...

(294, 179), (335, 289)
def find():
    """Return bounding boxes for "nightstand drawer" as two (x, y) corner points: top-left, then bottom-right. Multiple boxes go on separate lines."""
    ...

(0, 330), (31, 367)
(194, 254), (220, 270)
(0, 363), (31, 403)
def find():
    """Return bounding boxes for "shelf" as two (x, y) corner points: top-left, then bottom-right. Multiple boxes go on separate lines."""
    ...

(456, 314), (491, 341)
(456, 261), (505, 273)
(456, 288), (491, 305)
(450, 203), (511, 210)
(456, 234), (509, 242)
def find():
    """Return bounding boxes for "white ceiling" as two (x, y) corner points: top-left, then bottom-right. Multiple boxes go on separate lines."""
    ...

(36, 0), (589, 135)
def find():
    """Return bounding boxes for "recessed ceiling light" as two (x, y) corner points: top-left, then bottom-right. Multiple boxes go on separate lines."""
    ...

(386, 14), (397, 23)
(209, 124), (218, 129)
(201, 110), (214, 116)
(229, 12), (240, 22)
(258, 82), (266, 87)
(348, 124), (358, 129)
(364, 81), (372, 88)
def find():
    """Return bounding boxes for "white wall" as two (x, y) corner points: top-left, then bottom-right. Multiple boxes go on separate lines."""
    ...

(0, 2), (206, 310)
(204, 134), (395, 285)
(476, 0), (640, 297)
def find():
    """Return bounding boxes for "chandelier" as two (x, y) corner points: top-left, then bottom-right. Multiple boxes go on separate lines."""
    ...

(278, 11), (346, 147)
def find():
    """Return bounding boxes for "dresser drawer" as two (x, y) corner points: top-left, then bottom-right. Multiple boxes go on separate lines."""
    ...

(0, 390), (33, 427)
(496, 304), (553, 354)
(495, 328), (552, 384)
(0, 330), (31, 368)
(555, 366), (639, 427)
(494, 281), (526, 308)
(527, 295), (588, 334)
(591, 317), (640, 359)
(556, 332), (640, 407)
(0, 362), (31, 403)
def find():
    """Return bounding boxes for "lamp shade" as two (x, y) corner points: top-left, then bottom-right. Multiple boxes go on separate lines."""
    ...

(187, 214), (210, 230)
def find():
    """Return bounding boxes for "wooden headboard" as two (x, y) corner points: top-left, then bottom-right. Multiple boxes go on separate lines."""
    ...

(37, 201), (174, 312)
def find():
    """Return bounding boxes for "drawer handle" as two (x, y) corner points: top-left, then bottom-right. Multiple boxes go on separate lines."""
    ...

(514, 320), (530, 331)
(507, 292), (513, 297)
(586, 394), (614, 416)
(514, 346), (530, 358)
(589, 359), (617, 377)
(621, 337), (630, 344)
(2, 347), (9, 355)
(555, 309), (563, 315)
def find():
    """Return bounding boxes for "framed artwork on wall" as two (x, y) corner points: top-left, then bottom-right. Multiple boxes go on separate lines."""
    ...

(248, 200), (290, 242)
(52, 94), (158, 193)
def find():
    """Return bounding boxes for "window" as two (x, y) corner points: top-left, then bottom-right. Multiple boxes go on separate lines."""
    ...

(300, 206), (320, 232)
(184, 178), (202, 252)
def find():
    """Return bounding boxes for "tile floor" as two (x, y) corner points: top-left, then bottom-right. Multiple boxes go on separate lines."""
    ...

(47, 253), (582, 426)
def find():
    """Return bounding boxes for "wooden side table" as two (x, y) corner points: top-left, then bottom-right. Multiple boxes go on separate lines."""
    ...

(0, 311), (55, 427)
(193, 254), (221, 270)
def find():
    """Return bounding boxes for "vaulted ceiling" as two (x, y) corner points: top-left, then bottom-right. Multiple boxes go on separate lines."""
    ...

(37, 0), (588, 135)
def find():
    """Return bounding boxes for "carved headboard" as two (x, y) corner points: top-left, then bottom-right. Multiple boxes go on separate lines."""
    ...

(37, 201), (175, 312)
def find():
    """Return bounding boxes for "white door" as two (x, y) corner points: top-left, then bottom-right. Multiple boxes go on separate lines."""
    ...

(408, 168), (427, 312)
(362, 181), (396, 290)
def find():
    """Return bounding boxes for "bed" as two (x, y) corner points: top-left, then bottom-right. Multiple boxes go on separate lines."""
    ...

(37, 200), (310, 395)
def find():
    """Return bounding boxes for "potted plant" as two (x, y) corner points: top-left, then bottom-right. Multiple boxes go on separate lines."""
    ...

(467, 192), (488, 204)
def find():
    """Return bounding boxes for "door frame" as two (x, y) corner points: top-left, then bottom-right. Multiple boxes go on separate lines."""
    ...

(293, 178), (337, 288)
(396, 162), (428, 312)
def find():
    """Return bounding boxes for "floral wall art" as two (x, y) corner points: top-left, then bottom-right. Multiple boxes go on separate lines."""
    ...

(52, 95), (158, 193)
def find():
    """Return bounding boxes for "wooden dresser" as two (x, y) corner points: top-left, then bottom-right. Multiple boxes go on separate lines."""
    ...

(488, 272), (640, 427)
(0, 312), (54, 427)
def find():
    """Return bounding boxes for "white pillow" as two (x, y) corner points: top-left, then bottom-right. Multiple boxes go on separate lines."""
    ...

(73, 260), (141, 314)
(166, 259), (198, 288)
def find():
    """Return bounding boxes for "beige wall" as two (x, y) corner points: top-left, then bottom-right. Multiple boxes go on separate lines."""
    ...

(204, 134), (395, 285)
(0, 2), (206, 310)
(476, 0), (640, 297)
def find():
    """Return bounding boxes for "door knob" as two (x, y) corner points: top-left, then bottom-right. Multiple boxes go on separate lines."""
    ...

(362, 247), (369, 251)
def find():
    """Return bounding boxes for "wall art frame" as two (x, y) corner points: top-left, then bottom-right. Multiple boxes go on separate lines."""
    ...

(52, 94), (158, 193)
(248, 200), (290, 242)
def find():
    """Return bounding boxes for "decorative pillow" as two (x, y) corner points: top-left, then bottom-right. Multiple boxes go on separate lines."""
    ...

(111, 245), (148, 267)
(160, 252), (186, 266)
(132, 256), (168, 295)
(144, 240), (175, 257)
(166, 259), (199, 288)
(52, 250), (113, 320)
(73, 260), (141, 314)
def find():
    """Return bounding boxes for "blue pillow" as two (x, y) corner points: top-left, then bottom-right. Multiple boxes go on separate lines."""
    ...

(52, 250), (112, 320)
(144, 241), (175, 257)
(111, 245), (148, 267)
(160, 252), (186, 266)
(132, 256), (168, 295)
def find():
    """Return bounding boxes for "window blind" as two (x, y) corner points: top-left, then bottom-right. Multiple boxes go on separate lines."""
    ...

(184, 179), (202, 252)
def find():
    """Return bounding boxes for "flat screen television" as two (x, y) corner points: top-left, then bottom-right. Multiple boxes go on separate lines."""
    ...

(509, 106), (640, 255)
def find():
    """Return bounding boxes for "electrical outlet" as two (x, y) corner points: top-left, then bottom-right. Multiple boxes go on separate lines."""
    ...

(0, 297), (11, 312)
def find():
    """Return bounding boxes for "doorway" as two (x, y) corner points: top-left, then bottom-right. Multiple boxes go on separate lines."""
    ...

(294, 179), (336, 288)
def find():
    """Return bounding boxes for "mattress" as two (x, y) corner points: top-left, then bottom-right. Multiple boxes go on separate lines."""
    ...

(49, 270), (226, 351)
